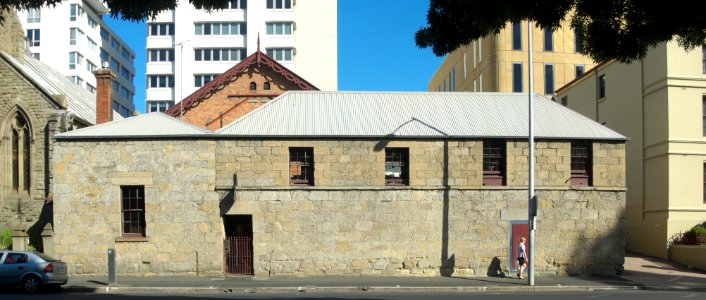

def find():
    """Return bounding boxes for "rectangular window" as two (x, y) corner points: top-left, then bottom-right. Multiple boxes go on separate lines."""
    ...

(194, 48), (245, 61)
(483, 139), (506, 186)
(266, 48), (293, 61)
(147, 101), (173, 113)
(100, 27), (109, 41)
(512, 63), (523, 93)
(26, 8), (40, 23)
(69, 28), (81, 45)
(598, 74), (606, 99)
(195, 22), (246, 35)
(289, 148), (314, 185)
(575, 65), (585, 78)
(86, 83), (95, 94)
(148, 49), (175, 62)
(26, 29), (40, 46)
(121, 186), (146, 237)
(227, 0), (247, 9)
(544, 64), (554, 95)
(69, 3), (83, 21)
(385, 148), (409, 186)
(702, 45), (705, 74)
(267, 0), (292, 9)
(575, 27), (584, 53)
(110, 58), (119, 72)
(266, 22), (293, 35)
(149, 23), (175, 36)
(68, 52), (82, 69)
(194, 74), (219, 87)
(571, 140), (592, 186)
(86, 60), (96, 73)
(543, 28), (553, 51)
(512, 22), (522, 50)
(147, 75), (175, 88)
(702, 96), (706, 136)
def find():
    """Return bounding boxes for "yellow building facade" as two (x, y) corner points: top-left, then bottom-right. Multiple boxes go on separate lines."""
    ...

(428, 20), (596, 95)
(555, 41), (706, 259)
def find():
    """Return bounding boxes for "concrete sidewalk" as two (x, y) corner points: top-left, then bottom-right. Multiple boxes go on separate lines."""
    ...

(62, 252), (706, 294)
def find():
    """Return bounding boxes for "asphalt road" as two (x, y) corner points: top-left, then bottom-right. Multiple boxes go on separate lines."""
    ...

(1, 290), (705, 300)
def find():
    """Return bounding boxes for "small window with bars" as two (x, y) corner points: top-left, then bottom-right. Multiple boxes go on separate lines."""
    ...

(289, 148), (314, 185)
(571, 141), (592, 186)
(121, 186), (146, 237)
(385, 148), (409, 186)
(483, 139), (506, 186)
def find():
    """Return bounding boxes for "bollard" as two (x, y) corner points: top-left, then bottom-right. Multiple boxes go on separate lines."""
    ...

(108, 248), (116, 285)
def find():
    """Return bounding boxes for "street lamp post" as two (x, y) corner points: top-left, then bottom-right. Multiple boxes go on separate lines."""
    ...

(527, 20), (536, 287)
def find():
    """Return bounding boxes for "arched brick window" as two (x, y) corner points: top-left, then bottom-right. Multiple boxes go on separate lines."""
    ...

(249, 82), (256, 90)
(263, 82), (270, 91)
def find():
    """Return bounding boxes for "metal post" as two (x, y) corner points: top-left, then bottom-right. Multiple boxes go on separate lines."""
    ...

(108, 248), (116, 285)
(527, 20), (536, 286)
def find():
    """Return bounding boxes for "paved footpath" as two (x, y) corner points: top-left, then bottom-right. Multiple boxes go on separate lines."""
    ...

(63, 252), (706, 294)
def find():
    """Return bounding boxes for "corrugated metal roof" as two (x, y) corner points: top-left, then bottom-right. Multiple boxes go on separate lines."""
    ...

(216, 91), (627, 140)
(54, 112), (211, 139)
(1, 52), (123, 125)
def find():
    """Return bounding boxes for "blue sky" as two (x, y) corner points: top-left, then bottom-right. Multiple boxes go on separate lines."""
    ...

(104, 0), (442, 114)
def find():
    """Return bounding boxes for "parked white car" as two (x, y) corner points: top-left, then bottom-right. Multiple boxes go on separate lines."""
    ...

(0, 251), (68, 292)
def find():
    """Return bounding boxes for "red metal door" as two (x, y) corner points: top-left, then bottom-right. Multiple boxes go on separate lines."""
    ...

(511, 223), (530, 271)
(223, 236), (253, 275)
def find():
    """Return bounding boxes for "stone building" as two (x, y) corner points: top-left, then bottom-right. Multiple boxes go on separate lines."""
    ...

(0, 10), (110, 247)
(53, 91), (627, 277)
(164, 48), (318, 131)
(0, 11), (121, 251)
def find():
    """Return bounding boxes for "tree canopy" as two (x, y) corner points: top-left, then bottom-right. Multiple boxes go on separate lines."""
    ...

(0, 0), (235, 23)
(415, 0), (706, 63)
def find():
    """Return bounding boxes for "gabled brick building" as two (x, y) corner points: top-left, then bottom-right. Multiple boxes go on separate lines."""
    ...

(165, 49), (318, 131)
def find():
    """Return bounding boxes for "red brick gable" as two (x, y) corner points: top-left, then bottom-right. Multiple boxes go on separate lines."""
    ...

(165, 51), (318, 130)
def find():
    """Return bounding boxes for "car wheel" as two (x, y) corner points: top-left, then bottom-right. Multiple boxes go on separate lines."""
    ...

(21, 275), (41, 293)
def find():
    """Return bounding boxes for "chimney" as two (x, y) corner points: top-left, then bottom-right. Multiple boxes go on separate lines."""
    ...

(93, 67), (115, 124)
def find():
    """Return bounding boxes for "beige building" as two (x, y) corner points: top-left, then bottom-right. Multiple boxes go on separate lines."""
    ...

(555, 41), (706, 259)
(53, 92), (627, 277)
(428, 20), (595, 96)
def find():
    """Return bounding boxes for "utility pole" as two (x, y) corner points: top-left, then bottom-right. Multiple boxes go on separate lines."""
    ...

(527, 20), (536, 287)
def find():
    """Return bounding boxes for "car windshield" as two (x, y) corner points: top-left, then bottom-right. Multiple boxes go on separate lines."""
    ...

(34, 252), (59, 262)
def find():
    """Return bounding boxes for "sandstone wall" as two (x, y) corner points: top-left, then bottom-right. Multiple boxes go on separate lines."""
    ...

(53, 138), (625, 276)
(53, 140), (222, 275)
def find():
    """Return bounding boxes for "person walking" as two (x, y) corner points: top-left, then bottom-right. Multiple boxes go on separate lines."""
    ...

(517, 237), (527, 279)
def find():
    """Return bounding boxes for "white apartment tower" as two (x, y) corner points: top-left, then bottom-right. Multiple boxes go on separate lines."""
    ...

(17, 0), (137, 117)
(145, 0), (337, 113)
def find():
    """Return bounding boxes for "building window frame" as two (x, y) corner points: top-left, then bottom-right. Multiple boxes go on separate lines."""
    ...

(121, 186), (146, 237)
(267, 0), (292, 9)
(266, 48), (293, 61)
(512, 22), (522, 50)
(385, 148), (409, 186)
(544, 64), (554, 95)
(289, 148), (314, 185)
(148, 23), (175, 36)
(702, 96), (706, 136)
(26, 29), (40, 47)
(26, 8), (40, 23)
(598, 74), (606, 100)
(575, 65), (585, 78)
(483, 139), (506, 186)
(512, 62), (523, 93)
(571, 140), (592, 186)
(266, 22), (293, 35)
(543, 28), (553, 51)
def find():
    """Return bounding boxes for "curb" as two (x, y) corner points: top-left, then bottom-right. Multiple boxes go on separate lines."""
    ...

(63, 284), (649, 294)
